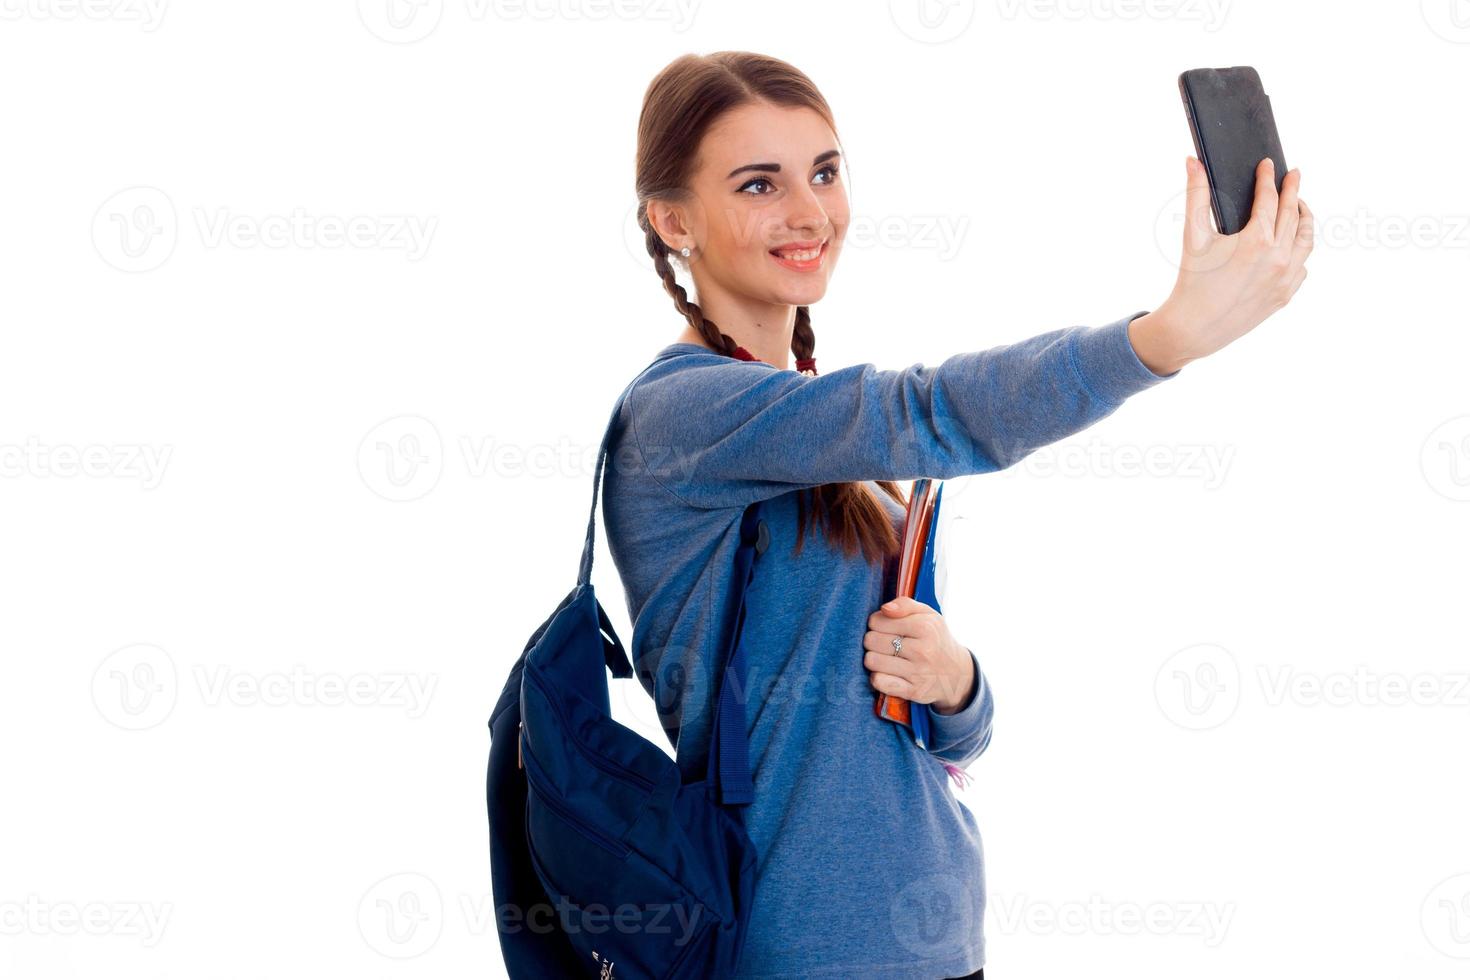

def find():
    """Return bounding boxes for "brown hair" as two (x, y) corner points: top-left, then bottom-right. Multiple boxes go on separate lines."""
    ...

(634, 51), (906, 567)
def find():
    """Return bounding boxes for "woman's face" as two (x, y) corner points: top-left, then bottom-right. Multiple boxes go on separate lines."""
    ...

(677, 102), (849, 309)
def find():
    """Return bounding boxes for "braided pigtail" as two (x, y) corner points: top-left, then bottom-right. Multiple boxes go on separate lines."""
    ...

(791, 310), (906, 563)
(642, 211), (738, 356)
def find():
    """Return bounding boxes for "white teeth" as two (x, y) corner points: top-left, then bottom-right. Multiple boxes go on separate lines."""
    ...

(774, 245), (821, 261)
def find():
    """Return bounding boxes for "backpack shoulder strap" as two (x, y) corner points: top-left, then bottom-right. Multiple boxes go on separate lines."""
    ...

(576, 353), (768, 807)
(706, 499), (767, 806)
(576, 376), (639, 588)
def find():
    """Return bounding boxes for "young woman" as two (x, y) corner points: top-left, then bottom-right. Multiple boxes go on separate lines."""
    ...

(602, 51), (1311, 979)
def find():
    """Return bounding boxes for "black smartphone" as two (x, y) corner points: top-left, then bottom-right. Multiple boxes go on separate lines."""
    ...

(1178, 66), (1288, 236)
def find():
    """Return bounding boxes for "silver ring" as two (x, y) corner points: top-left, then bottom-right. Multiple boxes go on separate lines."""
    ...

(891, 635), (903, 655)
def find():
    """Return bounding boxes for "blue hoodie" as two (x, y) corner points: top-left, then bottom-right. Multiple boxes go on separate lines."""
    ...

(602, 310), (1180, 978)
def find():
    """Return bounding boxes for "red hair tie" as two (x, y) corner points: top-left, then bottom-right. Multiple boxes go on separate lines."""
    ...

(730, 345), (818, 376)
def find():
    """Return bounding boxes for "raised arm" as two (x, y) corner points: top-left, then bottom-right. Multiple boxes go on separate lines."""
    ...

(626, 310), (1180, 509)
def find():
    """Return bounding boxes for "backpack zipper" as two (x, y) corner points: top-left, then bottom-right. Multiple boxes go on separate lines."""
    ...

(520, 740), (632, 858)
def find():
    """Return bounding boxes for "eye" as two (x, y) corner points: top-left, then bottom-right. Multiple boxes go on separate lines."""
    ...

(737, 165), (840, 196)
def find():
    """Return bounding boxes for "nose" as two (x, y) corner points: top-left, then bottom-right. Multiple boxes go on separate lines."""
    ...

(773, 182), (829, 245)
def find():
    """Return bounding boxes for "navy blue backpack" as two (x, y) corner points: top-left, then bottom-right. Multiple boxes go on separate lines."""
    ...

(487, 375), (768, 979)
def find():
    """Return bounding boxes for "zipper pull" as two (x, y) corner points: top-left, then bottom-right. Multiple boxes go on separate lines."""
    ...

(517, 720), (524, 770)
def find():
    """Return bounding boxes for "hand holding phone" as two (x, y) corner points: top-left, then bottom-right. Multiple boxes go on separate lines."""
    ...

(1131, 67), (1316, 374)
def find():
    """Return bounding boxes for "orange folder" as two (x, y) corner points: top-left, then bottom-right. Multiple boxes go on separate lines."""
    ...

(873, 478), (941, 735)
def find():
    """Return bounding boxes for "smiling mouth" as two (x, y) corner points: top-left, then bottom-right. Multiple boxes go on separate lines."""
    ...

(768, 240), (828, 268)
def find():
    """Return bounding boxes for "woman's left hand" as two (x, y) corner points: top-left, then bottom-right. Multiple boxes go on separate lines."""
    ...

(864, 595), (975, 715)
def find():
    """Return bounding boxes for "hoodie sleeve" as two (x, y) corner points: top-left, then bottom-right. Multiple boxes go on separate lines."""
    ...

(626, 310), (1180, 510)
(926, 647), (994, 768)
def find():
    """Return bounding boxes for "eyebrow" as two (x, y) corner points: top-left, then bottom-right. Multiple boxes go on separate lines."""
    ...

(726, 149), (841, 179)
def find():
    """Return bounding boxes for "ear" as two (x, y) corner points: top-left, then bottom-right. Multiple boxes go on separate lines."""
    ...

(645, 198), (692, 252)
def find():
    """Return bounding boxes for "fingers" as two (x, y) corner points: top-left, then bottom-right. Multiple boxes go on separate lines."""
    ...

(864, 649), (914, 679)
(863, 629), (925, 659)
(868, 598), (936, 635)
(1274, 167), (1301, 246)
(1291, 197), (1315, 266)
(877, 595), (931, 617)
(868, 670), (916, 699)
(867, 612), (934, 639)
(1248, 157), (1279, 238)
(1183, 155), (1214, 254)
(1272, 194), (1312, 308)
(1286, 264), (1307, 297)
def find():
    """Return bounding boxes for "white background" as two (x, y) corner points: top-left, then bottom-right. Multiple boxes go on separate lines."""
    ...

(2, 0), (1467, 977)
